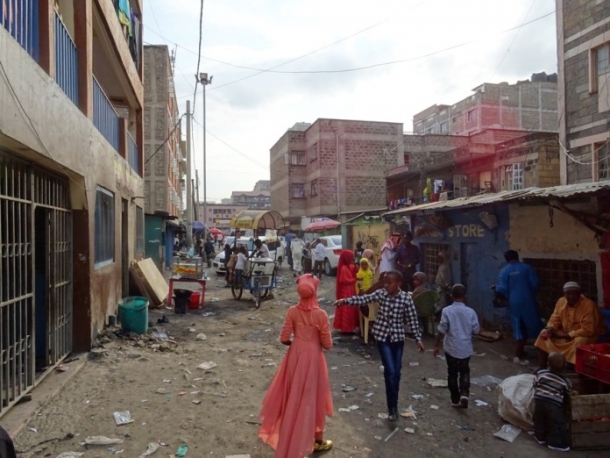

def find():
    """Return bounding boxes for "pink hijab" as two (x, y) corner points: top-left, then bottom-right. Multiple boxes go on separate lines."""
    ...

(296, 274), (320, 311)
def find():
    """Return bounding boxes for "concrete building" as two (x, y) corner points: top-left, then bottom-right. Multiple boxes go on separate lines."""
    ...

(143, 45), (184, 270)
(556, 0), (610, 184)
(413, 74), (558, 136)
(0, 0), (144, 414)
(198, 203), (248, 232)
(231, 190), (271, 210)
(386, 130), (559, 209)
(270, 119), (404, 228)
(253, 179), (270, 191)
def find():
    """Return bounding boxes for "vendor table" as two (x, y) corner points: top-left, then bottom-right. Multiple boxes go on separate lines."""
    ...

(168, 277), (206, 309)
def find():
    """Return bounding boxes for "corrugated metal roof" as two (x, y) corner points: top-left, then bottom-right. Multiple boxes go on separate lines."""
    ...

(383, 182), (610, 216)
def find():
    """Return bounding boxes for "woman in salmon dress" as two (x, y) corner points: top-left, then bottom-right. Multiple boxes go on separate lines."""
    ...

(258, 274), (334, 456)
(333, 250), (359, 333)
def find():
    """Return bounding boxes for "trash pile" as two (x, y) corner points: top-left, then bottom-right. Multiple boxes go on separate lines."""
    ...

(90, 325), (178, 356)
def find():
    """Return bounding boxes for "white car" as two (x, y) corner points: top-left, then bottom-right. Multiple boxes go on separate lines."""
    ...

(213, 236), (285, 275)
(315, 235), (343, 276)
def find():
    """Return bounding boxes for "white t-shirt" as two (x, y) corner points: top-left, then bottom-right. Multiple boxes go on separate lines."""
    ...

(379, 242), (396, 273)
(257, 243), (271, 259)
(236, 253), (248, 270)
(313, 242), (326, 262)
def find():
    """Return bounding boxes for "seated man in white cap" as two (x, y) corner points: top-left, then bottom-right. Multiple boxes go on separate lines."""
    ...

(535, 281), (602, 369)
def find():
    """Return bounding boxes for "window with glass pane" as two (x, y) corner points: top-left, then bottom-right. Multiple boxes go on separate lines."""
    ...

(598, 45), (610, 76)
(291, 183), (306, 198)
(95, 187), (115, 266)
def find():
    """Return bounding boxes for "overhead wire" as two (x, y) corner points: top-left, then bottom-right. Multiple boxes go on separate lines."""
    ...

(191, 0), (205, 114)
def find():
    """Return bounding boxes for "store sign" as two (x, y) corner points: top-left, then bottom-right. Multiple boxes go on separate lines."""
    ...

(447, 224), (485, 238)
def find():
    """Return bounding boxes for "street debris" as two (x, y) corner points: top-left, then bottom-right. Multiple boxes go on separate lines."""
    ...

(113, 410), (133, 425)
(341, 385), (356, 392)
(196, 333), (207, 341)
(384, 427), (399, 442)
(493, 424), (521, 443)
(56, 453), (84, 458)
(409, 361), (419, 367)
(197, 361), (218, 371)
(192, 399), (202, 404)
(138, 442), (160, 457)
(377, 413), (388, 419)
(84, 436), (124, 445)
(175, 444), (189, 456)
(474, 400), (489, 407)
(425, 378), (448, 388)
(471, 375), (503, 387)
(28, 427), (37, 433)
(225, 455), (251, 458)
(411, 394), (424, 400)
(401, 405), (417, 419)
(404, 428), (415, 434)
(430, 404), (439, 410)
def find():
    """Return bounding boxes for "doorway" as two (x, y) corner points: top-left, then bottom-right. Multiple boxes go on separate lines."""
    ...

(34, 207), (49, 371)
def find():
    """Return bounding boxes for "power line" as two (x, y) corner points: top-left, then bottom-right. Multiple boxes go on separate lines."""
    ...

(144, 114), (185, 165)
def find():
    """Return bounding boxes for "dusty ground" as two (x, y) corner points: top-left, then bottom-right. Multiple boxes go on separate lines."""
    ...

(12, 269), (608, 458)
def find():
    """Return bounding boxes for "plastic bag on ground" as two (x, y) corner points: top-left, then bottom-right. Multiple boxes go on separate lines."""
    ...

(493, 424), (522, 442)
(496, 374), (535, 429)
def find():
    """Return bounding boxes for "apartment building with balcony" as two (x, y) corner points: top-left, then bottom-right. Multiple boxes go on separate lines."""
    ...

(143, 45), (184, 270)
(270, 119), (404, 228)
(198, 203), (248, 232)
(0, 0), (144, 415)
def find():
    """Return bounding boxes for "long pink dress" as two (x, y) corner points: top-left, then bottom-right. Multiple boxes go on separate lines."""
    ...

(259, 276), (333, 457)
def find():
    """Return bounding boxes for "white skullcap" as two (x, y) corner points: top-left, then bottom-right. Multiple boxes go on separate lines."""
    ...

(563, 281), (581, 291)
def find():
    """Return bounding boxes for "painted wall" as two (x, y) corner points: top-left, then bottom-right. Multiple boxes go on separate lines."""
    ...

(347, 220), (390, 266)
(145, 215), (164, 271)
(412, 206), (510, 327)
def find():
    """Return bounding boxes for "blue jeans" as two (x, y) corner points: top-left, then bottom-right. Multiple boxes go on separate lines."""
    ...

(377, 340), (404, 410)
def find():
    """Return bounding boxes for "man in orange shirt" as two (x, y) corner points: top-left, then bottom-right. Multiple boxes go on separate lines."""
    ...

(535, 282), (601, 368)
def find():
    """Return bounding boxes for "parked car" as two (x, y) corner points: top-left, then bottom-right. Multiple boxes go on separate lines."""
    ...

(213, 236), (285, 275)
(316, 235), (342, 276)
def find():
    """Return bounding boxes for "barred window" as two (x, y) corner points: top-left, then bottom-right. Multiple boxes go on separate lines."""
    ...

(95, 187), (115, 266)
(420, 243), (450, 282)
(291, 183), (306, 199)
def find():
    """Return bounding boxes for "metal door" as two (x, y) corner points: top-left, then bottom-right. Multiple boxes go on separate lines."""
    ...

(0, 153), (72, 416)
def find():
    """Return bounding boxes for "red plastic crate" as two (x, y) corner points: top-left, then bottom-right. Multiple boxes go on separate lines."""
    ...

(576, 343), (610, 385)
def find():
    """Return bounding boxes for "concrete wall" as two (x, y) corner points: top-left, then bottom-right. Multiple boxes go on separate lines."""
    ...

(558, 0), (610, 184)
(0, 16), (143, 349)
(143, 45), (181, 217)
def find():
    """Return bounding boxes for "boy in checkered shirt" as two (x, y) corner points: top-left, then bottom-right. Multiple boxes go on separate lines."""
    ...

(335, 270), (425, 421)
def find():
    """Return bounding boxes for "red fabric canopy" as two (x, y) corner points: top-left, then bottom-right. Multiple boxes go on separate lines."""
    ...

(304, 219), (341, 232)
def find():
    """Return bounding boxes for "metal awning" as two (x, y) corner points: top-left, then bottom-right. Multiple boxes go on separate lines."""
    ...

(383, 182), (610, 217)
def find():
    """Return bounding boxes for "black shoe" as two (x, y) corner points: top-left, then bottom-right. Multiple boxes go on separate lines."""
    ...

(388, 408), (398, 422)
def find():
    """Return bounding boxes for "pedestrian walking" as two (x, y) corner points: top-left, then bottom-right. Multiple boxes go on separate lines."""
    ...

(433, 284), (480, 409)
(302, 242), (313, 274)
(259, 274), (334, 456)
(334, 270), (424, 421)
(395, 231), (419, 291)
(494, 250), (542, 365)
(312, 239), (325, 279)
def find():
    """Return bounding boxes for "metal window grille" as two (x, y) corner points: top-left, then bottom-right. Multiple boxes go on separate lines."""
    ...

(291, 184), (306, 199)
(94, 187), (115, 265)
(420, 243), (450, 282)
(136, 206), (144, 254)
(523, 258), (598, 319)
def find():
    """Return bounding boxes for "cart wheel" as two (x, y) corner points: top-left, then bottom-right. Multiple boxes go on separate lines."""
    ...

(253, 277), (262, 309)
(231, 282), (243, 300)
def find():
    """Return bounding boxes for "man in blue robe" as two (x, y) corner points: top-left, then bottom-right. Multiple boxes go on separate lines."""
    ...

(496, 250), (542, 365)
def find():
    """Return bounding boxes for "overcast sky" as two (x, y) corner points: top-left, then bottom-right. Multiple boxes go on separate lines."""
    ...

(143, 0), (557, 203)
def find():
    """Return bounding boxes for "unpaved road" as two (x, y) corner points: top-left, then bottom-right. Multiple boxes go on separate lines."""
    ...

(12, 271), (607, 457)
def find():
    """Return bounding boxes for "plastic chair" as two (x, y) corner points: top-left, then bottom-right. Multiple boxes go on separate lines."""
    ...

(413, 290), (439, 335)
(359, 303), (379, 344)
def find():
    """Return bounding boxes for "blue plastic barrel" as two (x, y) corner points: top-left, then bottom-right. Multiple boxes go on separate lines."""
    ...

(118, 296), (149, 334)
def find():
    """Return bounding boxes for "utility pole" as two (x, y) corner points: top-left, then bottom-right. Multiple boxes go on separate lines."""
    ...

(186, 100), (193, 247)
(199, 73), (213, 235)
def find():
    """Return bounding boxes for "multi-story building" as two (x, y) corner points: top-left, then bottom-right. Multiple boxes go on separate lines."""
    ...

(0, 0), (144, 414)
(253, 179), (270, 191)
(413, 73), (558, 137)
(143, 45), (184, 269)
(198, 203), (248, 232)
(230, 189), (271, 210)
(556, 0), (610, 184)
(270, 119), (404, 228)
(386, 130), (560, 209)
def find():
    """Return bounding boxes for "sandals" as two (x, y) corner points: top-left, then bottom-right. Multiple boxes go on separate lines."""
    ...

(313, 439), (333, 452)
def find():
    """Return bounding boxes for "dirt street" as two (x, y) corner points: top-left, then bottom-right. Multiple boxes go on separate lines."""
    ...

(12, 270), (607, 458)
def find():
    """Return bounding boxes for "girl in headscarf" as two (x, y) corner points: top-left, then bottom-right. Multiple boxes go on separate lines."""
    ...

(411, 271), (429, 297)
(333, 250), (359, 333)
(362, 248), (377, 274)
(356, 258), (374, 295)
(259, 274), (334, 456)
